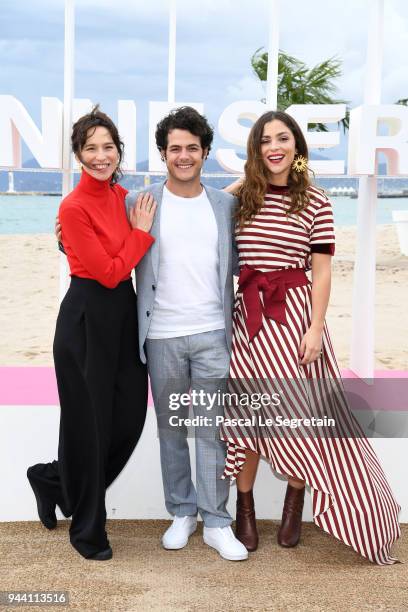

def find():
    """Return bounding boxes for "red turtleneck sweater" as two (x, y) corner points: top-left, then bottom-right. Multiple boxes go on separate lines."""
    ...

(59, 170), (154, 289)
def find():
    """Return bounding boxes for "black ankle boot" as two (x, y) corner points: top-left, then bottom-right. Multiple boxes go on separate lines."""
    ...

(27, 466), (57, 530)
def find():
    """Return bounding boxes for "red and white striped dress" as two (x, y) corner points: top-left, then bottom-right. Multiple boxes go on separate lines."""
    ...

(220, 184), (400, 565)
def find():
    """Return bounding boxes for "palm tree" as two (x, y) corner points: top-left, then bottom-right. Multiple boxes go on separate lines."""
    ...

(251, 48), (349, 132)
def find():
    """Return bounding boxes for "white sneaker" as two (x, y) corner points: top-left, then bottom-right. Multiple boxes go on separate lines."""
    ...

(161, 515), (197, 550)
(203, 526), (249, 561)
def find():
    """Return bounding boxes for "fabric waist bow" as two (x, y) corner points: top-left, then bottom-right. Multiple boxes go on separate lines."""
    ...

(238, 265), (309, 341)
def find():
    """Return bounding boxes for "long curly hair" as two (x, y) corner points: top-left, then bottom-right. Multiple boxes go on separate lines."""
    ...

(236, 111), (313, 227)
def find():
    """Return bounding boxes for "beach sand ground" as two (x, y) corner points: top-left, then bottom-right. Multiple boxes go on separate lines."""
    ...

(1, 225), (407, 369)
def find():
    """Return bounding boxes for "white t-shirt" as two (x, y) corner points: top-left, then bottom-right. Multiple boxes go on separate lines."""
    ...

(147, 186), (225, 339)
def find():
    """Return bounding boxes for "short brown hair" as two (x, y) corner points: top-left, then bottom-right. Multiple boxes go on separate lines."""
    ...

(71, 105), (124, 184)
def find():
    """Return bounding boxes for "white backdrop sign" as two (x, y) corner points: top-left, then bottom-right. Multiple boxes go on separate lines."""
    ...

(1, 95), (407, 176)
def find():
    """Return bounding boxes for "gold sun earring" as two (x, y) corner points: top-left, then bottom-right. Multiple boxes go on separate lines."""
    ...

(292, 155), (308, 173)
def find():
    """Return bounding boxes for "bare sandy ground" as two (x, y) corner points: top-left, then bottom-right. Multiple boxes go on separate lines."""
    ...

(0, 521), (406, 612)
(0, 225), (407, 369)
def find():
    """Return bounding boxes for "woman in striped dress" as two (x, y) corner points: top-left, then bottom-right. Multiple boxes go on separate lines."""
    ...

(220, 110), (400, 565)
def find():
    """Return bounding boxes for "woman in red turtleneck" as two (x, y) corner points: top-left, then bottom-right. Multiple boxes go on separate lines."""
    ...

(27, 107), (156, 561)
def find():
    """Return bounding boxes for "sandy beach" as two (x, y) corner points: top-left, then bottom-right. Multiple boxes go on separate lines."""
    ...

(0, 225), (407, 369)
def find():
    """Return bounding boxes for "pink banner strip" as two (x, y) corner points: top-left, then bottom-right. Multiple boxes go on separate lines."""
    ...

(0, 367), (154, 406)
(0, 367), (407, 406)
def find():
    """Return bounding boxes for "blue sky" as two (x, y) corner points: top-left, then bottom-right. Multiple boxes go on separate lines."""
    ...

(1, 0), (407, 165)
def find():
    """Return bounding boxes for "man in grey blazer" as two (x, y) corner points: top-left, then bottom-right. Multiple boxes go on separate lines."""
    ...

(125, 107), (247, 561)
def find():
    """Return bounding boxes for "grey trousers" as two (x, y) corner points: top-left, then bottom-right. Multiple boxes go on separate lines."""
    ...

(146, 329), (232, 528)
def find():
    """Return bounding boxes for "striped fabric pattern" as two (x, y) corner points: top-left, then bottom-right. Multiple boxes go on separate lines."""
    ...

(220, 186), (401, 565)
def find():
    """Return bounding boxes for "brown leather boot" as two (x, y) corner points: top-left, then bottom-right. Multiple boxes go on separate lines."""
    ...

(277, 484), (305, 548)
(235, 489), (259, 552)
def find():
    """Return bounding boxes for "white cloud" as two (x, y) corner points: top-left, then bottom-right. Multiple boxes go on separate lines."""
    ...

(76, 39), (167, 75)
(382, 1), (408, 104)
(225, 76), (265, 101)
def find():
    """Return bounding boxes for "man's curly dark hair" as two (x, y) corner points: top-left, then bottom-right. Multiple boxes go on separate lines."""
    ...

(155, 106), (214, 154)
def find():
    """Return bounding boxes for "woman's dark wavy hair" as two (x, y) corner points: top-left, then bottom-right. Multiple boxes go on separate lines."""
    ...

(236, 110), (314, 227)
(155, 106), (214, 154)
(71, 105), (124, 185)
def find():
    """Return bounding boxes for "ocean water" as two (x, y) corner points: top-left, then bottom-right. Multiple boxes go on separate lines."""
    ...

(1, 194), (408, 234)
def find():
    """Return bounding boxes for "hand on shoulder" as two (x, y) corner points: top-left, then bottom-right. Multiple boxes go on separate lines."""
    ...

(223, 177), (244, 196)
(129, 192), (157, 233)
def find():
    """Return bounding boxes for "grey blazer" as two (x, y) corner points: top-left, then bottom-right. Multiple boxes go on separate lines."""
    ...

(125, 181), (238, 364)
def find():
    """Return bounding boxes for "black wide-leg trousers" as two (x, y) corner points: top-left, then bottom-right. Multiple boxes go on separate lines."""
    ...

(29, 277), (147, 558)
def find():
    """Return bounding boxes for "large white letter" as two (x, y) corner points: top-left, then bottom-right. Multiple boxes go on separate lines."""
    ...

(0, 95), (63, 168)
(216, 101), (266, 173)
(348, 104), (408, 175)
(286, 104), (347, 174)
(149, 102), (204, 172)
